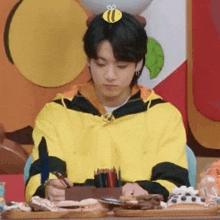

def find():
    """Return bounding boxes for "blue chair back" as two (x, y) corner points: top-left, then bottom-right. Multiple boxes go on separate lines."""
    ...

(24, 155), (32, 183)
(186, 145), (197, 187)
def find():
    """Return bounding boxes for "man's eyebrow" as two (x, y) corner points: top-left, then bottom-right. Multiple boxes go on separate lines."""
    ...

(96, 56), (128, 63)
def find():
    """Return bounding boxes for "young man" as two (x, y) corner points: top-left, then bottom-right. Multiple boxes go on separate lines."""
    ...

(25, 12), (190, 202)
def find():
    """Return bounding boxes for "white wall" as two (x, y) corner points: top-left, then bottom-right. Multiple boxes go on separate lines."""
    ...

(138, 0), (186, 88)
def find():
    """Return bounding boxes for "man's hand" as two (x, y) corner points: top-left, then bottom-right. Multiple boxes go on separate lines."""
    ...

(122, 183), (148, 197)
(45, 178), (73, 202)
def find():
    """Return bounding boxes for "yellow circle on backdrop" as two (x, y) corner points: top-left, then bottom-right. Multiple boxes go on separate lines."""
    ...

(9, 0), (87, 87)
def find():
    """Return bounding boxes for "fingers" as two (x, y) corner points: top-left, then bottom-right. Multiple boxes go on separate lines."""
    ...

(122, 183), (149, 197)
(133, 189), (148, 197)
(63, 177), (74, 188)
(46, 183), (65, 202)
(49, 178), (73, 189)
(49, 179), (67, 189)
(45, 178), (72, 202)
(48, 193), (65, 202)
(122, 183), (135, 196)
(123, 191), (134, 197)
(123, 189), (135, 197)
(48, 186), (65, 196)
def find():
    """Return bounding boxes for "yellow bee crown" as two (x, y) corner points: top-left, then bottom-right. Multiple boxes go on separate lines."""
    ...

(102, 4), (122, 23)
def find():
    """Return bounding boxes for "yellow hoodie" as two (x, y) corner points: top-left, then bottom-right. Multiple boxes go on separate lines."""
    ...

(25, 81), (190, 202)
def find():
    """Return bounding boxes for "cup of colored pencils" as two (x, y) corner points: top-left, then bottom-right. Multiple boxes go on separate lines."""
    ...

(94, 167), (121, 188)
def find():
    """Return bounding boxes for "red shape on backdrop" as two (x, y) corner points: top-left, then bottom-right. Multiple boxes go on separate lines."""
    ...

(192, 0), (220, 121)
(0, 174), (25, 202)
(154, 62), (187, 131)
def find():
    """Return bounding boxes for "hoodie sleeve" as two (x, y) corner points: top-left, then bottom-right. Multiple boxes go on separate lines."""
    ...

(25, 103), (66, 202)
(136, 105), (190, 201)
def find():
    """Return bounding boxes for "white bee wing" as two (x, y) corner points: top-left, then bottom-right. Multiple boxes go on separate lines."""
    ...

(107, 5), (112, 10)
(112, 4), (116, 10)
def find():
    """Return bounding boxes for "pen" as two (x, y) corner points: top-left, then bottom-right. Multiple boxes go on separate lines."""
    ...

(104, 169), (109, 187)
(113, 167), (116, 187)
(99, 172), (106, 188)
(115, 170), (118, 187)
(118, 167), (121, 187)
(94, 170), (98, 187)
(108, 170), (114, 188)
(52, 171), (72, 188)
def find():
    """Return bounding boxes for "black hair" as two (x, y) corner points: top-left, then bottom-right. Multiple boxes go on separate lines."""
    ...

(83, 12), (148, 87)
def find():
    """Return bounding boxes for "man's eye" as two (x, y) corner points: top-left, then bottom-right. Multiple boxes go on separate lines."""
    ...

(117, 65), (128, 69)
(96, 63), (105, 67)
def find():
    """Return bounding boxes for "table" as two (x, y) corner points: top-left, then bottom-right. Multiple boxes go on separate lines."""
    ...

(2, 216), (220, 220)
(2, 211), (220, 220)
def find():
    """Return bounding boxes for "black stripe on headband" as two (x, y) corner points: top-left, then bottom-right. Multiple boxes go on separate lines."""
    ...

(112, 9), (115, 22)
(107, 10), (111, 22)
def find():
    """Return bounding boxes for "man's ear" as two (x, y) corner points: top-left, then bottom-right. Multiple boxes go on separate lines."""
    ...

(135, 59), (144, 71)
(87, 57), (90, 66)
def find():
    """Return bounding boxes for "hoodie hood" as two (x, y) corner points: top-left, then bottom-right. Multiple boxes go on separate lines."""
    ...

(53, 81), (163, 117)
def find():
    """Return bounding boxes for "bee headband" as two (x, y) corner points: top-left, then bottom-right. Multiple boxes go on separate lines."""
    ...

(102, 4), (122, 23)
(86, 5), (146, 27)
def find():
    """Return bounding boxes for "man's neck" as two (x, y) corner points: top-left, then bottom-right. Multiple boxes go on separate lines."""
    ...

(95, 88), (131, 108)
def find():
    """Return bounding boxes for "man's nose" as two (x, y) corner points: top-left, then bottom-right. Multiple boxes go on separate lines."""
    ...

(104, 65), (117, 81)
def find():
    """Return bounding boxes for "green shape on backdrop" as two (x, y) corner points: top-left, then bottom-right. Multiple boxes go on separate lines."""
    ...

(145, 38), (164, 79)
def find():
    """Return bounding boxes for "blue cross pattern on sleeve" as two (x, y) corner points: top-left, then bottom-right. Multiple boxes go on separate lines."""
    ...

(38, 137), (50, 185)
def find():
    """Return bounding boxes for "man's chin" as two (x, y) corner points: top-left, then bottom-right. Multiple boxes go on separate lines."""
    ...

(102, 90), (120, 99)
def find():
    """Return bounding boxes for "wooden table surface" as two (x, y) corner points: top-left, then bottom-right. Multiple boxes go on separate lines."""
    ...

(1, 207), (220, 219)
(2, 216), (219, 220)
(2, 212), (220, 220)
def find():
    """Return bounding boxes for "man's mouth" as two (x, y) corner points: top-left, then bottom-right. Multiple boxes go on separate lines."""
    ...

(103, 84), (118, 89)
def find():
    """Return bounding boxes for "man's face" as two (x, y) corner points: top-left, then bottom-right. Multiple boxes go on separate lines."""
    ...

(89, 40), (137, 100)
